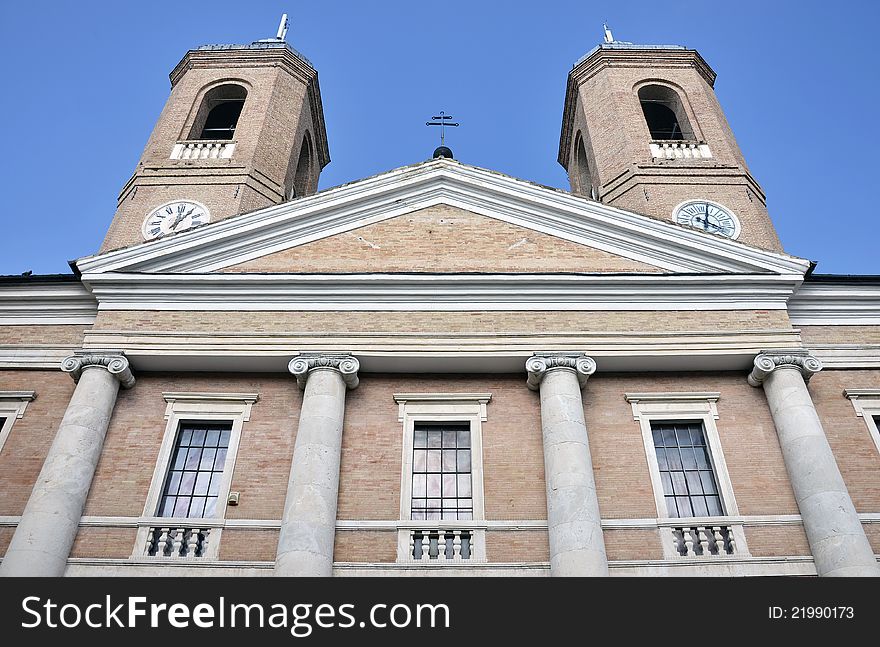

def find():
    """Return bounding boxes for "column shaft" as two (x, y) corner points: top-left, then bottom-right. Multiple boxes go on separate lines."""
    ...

(760, 366), (879, 576)
(528, 354), (608, 576)
(1, 360), (129, 577)
(275, 356), (358, 577)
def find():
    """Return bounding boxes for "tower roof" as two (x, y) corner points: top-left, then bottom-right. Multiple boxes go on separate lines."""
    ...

(573, 41), (689, 67)
(195, 40), (314, 70)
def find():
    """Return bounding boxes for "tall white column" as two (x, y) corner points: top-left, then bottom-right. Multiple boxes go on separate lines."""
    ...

(749, 350), (880, 576)
(526, 353), (608, 576)
(274, 354), (359, 577)
(0, 352), (135, 577)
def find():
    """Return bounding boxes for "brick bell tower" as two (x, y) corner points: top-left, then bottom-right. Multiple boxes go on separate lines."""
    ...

(100, 21), (329, 253)
(558, 34), (782, 251)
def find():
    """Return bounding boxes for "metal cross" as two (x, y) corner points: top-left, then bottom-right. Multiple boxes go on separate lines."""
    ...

(426, 111), (459, 146)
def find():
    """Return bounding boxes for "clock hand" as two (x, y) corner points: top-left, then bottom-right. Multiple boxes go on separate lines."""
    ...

(169, 207), (196, 231)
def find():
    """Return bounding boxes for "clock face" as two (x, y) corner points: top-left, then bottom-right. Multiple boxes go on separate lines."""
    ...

(142, 200), (211, 240)
(673, 200), (740, 239)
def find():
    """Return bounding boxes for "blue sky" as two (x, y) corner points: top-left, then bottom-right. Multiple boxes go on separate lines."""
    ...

(0, 1), (877, 275)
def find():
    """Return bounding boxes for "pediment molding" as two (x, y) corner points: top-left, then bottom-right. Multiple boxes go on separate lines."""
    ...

(75, 159), (811, 277)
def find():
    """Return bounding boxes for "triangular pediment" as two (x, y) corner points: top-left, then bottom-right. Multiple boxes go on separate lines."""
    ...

(76, 159), (811, 276)
(222, 204), (663, 274)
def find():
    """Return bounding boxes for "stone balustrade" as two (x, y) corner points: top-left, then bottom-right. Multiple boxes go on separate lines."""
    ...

(143, 525), (214, 559)
(409, 529), (472, 561)
(649, 140), (712, 160)
(396, 525), (485, 562)
(170, 140), (236, 160)
(667, 524), (737, 558)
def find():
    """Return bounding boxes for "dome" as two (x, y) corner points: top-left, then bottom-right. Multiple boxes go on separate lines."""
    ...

(432, 145), (454, 159)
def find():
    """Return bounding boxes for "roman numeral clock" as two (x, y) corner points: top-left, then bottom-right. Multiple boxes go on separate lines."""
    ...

(142, 200), (211, 240)
(673, 200), (741, 239)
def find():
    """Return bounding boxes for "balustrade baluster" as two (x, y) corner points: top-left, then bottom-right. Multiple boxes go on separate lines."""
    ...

(716, 526), (734, 555)
(697, 526), (710, 555)
(156, 528), (170, 557)
(186, 529), (200, 557)
(170, 528), (184, 558)
(452, 531), (462, 560)
(683, 528), (695, 556)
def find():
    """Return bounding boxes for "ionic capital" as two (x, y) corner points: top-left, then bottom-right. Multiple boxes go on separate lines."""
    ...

(61, 351), (135, 389)
(526, 353), (596, 391)
(288, 354), (360, 390)
(747, 349), (822, 387)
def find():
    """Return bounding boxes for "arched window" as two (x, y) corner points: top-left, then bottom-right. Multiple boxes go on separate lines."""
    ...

(191, 84), (247, 141)
(638, 85), (694, 141)
(573, 132), (595, 199)
(289, 132), (314, 199)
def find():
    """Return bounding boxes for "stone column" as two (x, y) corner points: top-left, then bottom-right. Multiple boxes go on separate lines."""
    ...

(274, 354), (359, 577)
(748, 350), (880, 576)
(0, 352), (135, 577)
(526, 353), (608, 576)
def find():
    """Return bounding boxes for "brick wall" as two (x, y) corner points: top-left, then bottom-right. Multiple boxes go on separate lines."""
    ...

(744, 523), (811, 557)
(92, 308), (793, 335)
(0, 324), (88, 345)
(807, 369), (880, 511)
(603, 528), (664, 561)
(863, 523), (880, 553)
(224, 205), (661, 273)
(0, 527), (14, 556)
(219, 529), (280, 562)
(333, 531), (398, 563)
(799, 325), (880, 345)
(485, 531), (550, 562)
(70, 527), (138, 559)
(0, 370), (75, 516)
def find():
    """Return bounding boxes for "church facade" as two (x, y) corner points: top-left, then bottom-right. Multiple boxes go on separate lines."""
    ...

(1, 29), (879, 577)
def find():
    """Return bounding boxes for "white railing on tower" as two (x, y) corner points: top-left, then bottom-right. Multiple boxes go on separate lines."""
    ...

(650, 140), (712, 160)
(170, 140), (236, 160)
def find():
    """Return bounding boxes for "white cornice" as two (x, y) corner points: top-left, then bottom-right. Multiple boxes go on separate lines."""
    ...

(0, 346), (76, 369)
(0, 281), (97, 325)
(81, 272), (803, 311)
(788, 282), (880, 325)
(844, 389), (880, 401)
(75, 159), (811, 276)
(809, 345), (880, 369)
(624, 392), (721, 403)
(162, 392), (260, 404)
(0, 391), (36, 404)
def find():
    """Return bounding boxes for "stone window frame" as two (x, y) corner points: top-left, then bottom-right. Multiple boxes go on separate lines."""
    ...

(393, 393), (490, 563)
(844, 389), (880, 458)
(0, 391), (36, 455)
(625, 392), (740, 519)
(132, 392), (258, 560)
